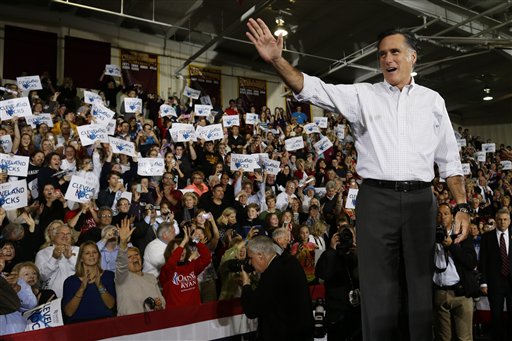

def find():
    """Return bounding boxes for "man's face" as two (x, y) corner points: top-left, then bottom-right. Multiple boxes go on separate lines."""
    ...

(109, 175), (120, 188)
(247, 249), (268, 273)
(54, 226), (72, 246)
(437, 205), (453, 229)
(213, 186), (225, 200)
(496, 213), (511, 232)
(378, 34), (416, 90)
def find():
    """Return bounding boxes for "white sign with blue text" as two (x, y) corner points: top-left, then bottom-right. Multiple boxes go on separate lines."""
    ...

(314, 136), (333, 155)
(285, 136), (304, 151)
(23, 298), (64, 331)
(259, 156), (281, 176)
(345, 188), (358, 209)
(0, 97), (32, 120)
(84, 91), (103, 105)
(109, 136), (136, 157)
(25, 114), (54, 129)
(17, 76), (42, 91)
(183, 86), (201, 99)
(196, 124), (224, 142)
(124, 98), (143, 113)
(91, 103), (115, 125)
(160, 104), (177, 118)
(0, 154), (30, 177)
(223, 115), (240, 127)
(138, 158), (165, 176)
(170, 123), (197, 142)
(0, 135), (13, 153)
(65, 176), (97, 204)
(77, 124), (108, 146)
(231, 153), (259, 172)
(105, 64), (122, 77)
(304, 123), (320, 134)
(313, 117), (328, 128)
(194, 104), (212, 117)
(0, 179), (28, 210)
(246, 113), (259, 125)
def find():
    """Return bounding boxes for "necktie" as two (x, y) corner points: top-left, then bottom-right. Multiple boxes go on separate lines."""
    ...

(500, 233), (510, 277)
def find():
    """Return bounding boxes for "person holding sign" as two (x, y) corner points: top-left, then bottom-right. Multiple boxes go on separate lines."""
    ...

(246, 18), (469, 341)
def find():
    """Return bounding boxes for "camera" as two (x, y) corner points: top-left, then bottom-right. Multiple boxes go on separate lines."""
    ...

(144, 297), (156, 310)
(225, 258), (255, 273)
(435, 226), (446, 243)
(336, 228), (354, 254)
(313, 298), (326, 338)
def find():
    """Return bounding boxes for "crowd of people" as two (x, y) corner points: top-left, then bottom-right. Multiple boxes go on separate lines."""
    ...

(0, 58), (511, 339)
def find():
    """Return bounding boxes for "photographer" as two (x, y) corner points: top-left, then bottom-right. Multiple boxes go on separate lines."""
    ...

(315, 225), (361, 341)
(433, 203), (478, 341)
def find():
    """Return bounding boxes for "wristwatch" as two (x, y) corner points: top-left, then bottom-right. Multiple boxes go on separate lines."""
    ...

(453, 203), (471, 214)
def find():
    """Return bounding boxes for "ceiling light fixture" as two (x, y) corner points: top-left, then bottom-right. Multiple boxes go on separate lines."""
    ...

(274, 16), (288, 37)
(483, 87), (493, 101)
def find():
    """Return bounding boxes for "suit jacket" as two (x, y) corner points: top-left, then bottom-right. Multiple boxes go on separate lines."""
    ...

(242, 252), (314, 341)
(446, 237), (479, 297)
(479, 228), (512, 292)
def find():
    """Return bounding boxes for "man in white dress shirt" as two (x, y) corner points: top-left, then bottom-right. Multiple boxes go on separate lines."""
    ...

(142, 222), (175, 277)
(246, 18), (470, 341)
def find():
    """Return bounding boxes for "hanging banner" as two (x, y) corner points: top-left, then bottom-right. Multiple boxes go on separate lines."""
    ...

(188, 65), (221, 107)
(238, 77), (266, 112)
(121, 49), (158, 94)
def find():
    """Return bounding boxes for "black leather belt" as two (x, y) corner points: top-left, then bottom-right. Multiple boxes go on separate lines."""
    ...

(434, 283), (461, 292)
(363, 179), (432, 192)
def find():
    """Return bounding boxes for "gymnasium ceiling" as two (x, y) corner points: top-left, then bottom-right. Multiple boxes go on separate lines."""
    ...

(2, 0), (512, 125)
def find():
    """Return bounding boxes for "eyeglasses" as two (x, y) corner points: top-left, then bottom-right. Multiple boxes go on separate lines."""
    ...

(100, 214), (112, 218)
(57, 233), (72, 237)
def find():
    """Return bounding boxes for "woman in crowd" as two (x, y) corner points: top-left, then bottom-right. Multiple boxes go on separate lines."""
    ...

(13, 261), (56, 304)
(115, 218), (165, 315)
(290, 225), (318, 284)
(159, 227), (211, 307)
(179, 192), (200, 223)
(62, 241), (116, 323)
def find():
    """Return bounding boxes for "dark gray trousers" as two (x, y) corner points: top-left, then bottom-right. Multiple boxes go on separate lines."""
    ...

(356, 183), (436, 341)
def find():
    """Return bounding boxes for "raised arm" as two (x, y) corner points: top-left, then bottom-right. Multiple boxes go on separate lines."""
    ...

(246, 18), (303, 94)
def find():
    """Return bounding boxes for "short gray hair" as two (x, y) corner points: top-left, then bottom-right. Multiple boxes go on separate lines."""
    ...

(272, 228), (288, 241)
(157, 222), (173, 239)
(247, 236), (276, 257)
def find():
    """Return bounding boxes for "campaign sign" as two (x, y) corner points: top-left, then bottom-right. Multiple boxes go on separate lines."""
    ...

(456, 139), (467, 148)
(24, 298), (64, 331)
(91, 103), (115, 125)
(196, 124), (223, 142)
(105, 64), (122, 77)
(304, 123), (320, 134)
(17, 75), (42, 91)
(231, 153), (258, 172)
(183, 86), (201, 99)
(84, 90), (103, 105)
(200, 95), (212, 106)
(138, 158), (165, 176)
(160, 104), (177, 118)
(246, 113), (259, 125)
(223, 115), (240, 127)
(25, 114), (54, 129)
(109, 136), (136, 157)
(194, 104), (212, 117)
(0, 179), (27, 210)
(124, 98), (143, 113)
(501, 160), (512, 170)
(481, 143), (496, 153)
(475, 151), (486, 163)
(0, 154), (29, 177)
(345, 188), (359, 209)
(106, 119), (116, 136)
(260, 156), (281, 176)
(77, 125), (108, 146)
(314, 136), (333, 155)
(0, 135), (13, 153)
(65, 176), (96, 204)
(285, 136), (305, 151)
(461, 163), (471, 175)
(0, 97), (32, 120)
(336, 124), (345, 140)
(313, 117), (328, 128)
(170, 123), (197, 142)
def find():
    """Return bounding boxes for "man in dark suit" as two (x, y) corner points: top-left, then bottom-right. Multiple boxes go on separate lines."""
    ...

(480, 208), (512, 341)
(241, 236), (314, 341)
